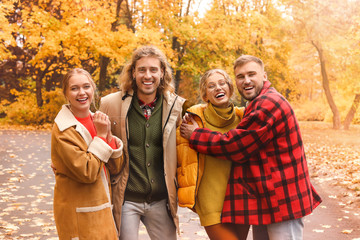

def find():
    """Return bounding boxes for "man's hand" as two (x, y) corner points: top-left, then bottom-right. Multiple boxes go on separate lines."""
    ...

(51, 163), (57, 175)
(180, 114), (199, 140)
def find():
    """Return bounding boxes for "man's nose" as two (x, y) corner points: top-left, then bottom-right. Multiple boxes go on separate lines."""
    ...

(145, 70), (151, 78)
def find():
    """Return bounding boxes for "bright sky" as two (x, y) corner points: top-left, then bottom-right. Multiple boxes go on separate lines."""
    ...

(194, 0), (212, 17)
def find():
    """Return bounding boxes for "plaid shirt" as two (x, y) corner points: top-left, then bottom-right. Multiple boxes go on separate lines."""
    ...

(189, 81), (322, 225)
(138, 97), (158, 120)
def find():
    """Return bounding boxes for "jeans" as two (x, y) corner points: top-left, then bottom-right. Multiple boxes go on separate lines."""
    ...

(119, 199), (176, 240)
(252, 218), (304, 240)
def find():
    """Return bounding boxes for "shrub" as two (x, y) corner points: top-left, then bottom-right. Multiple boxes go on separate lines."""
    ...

(292, 99), (326, 122)
(1, 89), (65, 125)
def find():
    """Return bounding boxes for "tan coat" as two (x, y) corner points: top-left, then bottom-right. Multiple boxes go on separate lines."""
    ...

(176, 104), (244, 209)
(100, 90), (185, 235)
(51, 105), (124, 240)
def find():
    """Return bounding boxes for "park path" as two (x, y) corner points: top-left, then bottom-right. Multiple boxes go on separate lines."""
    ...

(0, 129), (359, 239)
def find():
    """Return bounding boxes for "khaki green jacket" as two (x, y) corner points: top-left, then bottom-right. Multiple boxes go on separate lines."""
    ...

(51, 105), (124, 240)
(100, 90), (185, 236)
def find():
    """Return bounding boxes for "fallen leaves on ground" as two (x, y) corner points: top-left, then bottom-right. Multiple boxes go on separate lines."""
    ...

(300, 122), (360, 211)
(0, 130), (56, 239)
(1, 123), (360, 239)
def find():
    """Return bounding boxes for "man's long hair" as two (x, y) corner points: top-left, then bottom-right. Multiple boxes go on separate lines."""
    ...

(119, 45), (174, 95)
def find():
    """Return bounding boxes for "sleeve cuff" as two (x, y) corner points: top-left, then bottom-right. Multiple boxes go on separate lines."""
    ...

(88, 137), (113, 163)
(110, 136), (123, 159)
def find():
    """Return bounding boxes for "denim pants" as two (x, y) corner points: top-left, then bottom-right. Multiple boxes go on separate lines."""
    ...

(119, 199), (176, 240)
(252, 218), (304, 240)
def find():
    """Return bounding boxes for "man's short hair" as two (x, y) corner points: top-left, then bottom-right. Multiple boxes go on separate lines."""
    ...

(233, 55), (264, 71)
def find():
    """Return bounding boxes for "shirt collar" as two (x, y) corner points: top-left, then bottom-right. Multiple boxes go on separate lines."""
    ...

(138, 96), (158, 110)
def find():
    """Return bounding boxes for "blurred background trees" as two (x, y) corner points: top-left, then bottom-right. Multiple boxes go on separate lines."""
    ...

(0, 0), (359, 128)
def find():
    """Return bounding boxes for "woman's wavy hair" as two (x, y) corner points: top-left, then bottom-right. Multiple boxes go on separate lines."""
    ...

(119, 45), (174, 94)
(199, 69), (234, 102)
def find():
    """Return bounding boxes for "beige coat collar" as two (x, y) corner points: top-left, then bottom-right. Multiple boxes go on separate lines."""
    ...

(54, 105), (93, 146)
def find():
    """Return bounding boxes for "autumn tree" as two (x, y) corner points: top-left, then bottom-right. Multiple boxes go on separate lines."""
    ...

(1, 0), (134, 107)
(342, 4), (360, 129)
(186, 0), (292, 102)
(283, 0), (360, 129)
(98, 0), (138, 93)
(134, 0), (197, 94)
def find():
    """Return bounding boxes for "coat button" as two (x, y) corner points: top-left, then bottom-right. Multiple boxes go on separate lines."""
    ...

(147, 162), (151, 167)
(146, 123), (150, 128)
(146, 143), (150, 148)
(151, 179), (154, 183)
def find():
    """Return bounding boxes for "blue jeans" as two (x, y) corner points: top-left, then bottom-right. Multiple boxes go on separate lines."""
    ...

(252, 218), (304, 240)
(119, 199), (176, 240)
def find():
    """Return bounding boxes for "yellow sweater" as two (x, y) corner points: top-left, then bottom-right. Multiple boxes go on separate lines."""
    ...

(195, 103), (242, 226)
(176, 103), (244, 226)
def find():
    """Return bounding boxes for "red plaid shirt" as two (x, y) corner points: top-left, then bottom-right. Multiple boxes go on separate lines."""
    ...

(138, 97), (158, 120)
(189, 81), (322, 225)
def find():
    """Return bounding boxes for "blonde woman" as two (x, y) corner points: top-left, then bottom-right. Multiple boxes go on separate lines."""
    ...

(177, 69), (249, 240)
(51, 68), (124, 239)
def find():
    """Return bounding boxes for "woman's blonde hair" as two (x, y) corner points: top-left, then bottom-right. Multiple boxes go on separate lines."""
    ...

(199, 69), (234, 102)
(119, 45), (174, 94)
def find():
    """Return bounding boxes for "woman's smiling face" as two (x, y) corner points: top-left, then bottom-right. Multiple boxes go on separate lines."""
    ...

(66, 73), (94, 118)
(204, 72), (231, 108)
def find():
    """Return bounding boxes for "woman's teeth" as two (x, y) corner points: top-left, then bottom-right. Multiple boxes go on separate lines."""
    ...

(77, 98), (88, 102)
(216, 93), (225, 98)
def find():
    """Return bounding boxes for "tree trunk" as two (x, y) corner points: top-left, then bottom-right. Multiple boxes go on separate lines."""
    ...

(35, 76), (43, 107)
(174, 69), (181, 93)
(125, 0), (136, 33)
(35, 59), (54, 107)
(97, 0), (126, 93)
(172, 36), (187, 94)
(343, 94), (360, 130)
(98, 56), (110, 93)
(311, 40), (341, 129)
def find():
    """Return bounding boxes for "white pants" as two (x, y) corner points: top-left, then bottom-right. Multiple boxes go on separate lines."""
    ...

(119, 199), (176, 240)
(252, 218), (304, 240)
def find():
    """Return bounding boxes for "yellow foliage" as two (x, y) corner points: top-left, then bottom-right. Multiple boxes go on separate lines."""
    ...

(293, 99), (327, 122)
(1, 89), (65, 125)
(1, 0), (359, 128)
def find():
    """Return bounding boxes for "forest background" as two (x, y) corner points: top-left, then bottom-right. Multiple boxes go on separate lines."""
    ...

(0, 0), (359, 130)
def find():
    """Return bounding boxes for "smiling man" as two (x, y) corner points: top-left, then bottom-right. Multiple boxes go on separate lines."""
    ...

(180, 55), (322, 240)
(100, 46), (185, 240)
